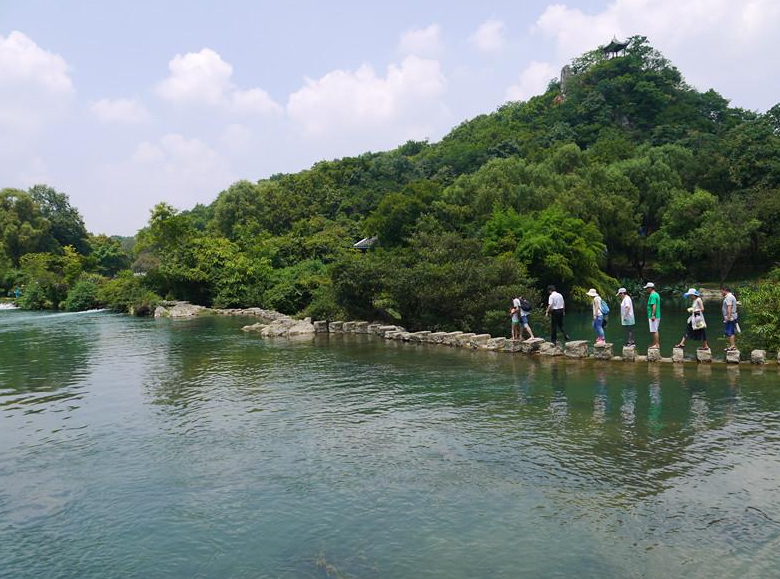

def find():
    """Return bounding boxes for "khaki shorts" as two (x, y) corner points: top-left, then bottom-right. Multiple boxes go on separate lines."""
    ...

(648, 318), (660, 332)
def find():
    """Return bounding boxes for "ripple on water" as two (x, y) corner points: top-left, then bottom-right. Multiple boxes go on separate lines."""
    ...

(2, 314), (780, 578)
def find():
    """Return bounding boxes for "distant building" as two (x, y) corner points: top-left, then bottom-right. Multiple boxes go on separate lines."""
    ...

(353, 237), (377, 251)
(603, 37), (629, 59)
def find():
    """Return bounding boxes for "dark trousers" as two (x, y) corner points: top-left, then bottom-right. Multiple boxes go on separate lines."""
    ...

(550, 309), (566, 343)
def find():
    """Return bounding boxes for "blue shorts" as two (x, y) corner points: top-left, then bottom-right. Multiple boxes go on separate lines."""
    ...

(724, 320), (737, 336)
(520, 315), (529, 327)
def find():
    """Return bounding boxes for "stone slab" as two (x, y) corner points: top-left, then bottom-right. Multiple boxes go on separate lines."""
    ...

(485, 337), (506, 350)
(593, 342), (613, 360)
(468, 334), (491, 348)
(696, 348), (712, 363)
(647, 347), (661, 362)
(503, 339), (524, 353)
(313, 321), (329, 333)
(726, 349), (741, 364)
(564, 340), (589, 358)
(540, 342), (563, 356)
(672, 347), (685, 363)
(622, 345), (636, 361)
(354, 321), (369, 334)
(520, 337), (545, 354)
(329, 321), (344, 333)
(751, 349), (767, 364)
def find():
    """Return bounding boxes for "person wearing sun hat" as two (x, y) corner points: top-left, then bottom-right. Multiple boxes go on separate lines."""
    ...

(644, 282), (661, 349)
(616, 287), (635, 346)
(675, 288), (709, 351)
(586, 288), (606, 344)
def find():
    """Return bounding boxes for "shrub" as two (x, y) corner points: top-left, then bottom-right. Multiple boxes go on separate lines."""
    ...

(18, 282), (51, 310)
(63, 279), (101, 311)
(98, 271), (160, 315)
(736, 280), (780, 353)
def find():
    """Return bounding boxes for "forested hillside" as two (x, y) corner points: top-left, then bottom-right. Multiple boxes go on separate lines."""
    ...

(3, 37), (780, 337)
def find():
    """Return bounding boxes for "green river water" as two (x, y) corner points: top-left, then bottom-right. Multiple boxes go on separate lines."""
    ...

(1, 309), (779, 578)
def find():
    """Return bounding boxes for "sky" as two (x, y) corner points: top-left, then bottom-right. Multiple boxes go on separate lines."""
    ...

(1, 0), (779, 235)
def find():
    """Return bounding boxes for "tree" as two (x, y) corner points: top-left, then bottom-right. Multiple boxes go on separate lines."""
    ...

(0, 189), (52, 265)
(28, 184), (90, 254)
(88, 234), (131, 276)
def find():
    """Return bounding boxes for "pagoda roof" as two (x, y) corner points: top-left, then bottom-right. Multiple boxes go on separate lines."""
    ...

(603, 37), (629, 53)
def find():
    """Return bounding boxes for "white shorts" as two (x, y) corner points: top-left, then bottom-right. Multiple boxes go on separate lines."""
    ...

(648, 318), (660, 332)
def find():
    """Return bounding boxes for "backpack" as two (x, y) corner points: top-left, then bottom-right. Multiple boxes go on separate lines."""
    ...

(599, 299), (610, 316)
(519, 298), (532, 312)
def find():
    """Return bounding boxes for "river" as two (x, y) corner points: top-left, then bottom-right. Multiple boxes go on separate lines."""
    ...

(1, 309), (779, 578)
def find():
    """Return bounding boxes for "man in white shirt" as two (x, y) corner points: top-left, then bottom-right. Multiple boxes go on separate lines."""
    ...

(545, 285), (569, 345)
(617, 288), (635, 346)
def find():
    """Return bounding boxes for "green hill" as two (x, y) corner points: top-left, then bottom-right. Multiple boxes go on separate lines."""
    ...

(3, 36), (780, 336)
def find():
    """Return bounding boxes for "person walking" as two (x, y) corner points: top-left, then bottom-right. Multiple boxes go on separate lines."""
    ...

(586, 288), (606, 344)
(545, 285), (569, 345)
(675, 289), (709, 350)
(616, 288), (635, 346)
(645, 282), (661, 349)
(721, 286), (739, 351)
(515, 296), (535, 339)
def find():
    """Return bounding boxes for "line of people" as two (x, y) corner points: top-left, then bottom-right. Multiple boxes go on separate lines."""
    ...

(510, 284), (740, 351)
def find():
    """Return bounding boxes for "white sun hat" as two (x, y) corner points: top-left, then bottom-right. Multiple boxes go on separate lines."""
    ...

(643, 282), (655, 289)
(586, 288), (599, 297)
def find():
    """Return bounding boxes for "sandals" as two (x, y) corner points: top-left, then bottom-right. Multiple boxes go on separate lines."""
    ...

(674, 343), (685, 348)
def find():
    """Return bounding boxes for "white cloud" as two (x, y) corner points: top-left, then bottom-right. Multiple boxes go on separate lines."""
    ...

(90, 98), (150, 123)
(0, 30), (74, 130)
(92, 134), (234, 232)
(155, 47), (281, 114)
(219, 123), (254, 151)
(469, 19), (506, 53)
(156, 48), (231, 105)
(398, 24), (443, 56)
(287, 55), (447, 138)
(506, 61), (557, 102)
(532, 0), (780, 110)
(230, 87), (282, 115)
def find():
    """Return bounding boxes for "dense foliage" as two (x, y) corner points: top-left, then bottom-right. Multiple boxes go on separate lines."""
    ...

(2, 37), (780, 335)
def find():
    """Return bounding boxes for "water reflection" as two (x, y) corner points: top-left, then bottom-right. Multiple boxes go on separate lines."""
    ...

(2, 314), (780, 579)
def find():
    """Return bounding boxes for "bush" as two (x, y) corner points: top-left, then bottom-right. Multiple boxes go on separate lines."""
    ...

(18, 282), (51, 310)
(98, 271), (160, 315)
(63, 279), (101, 311)
(736, 280), (780, 353)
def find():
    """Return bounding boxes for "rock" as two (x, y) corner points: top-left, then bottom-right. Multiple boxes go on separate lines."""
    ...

(696, 348), (712, 363)
(672, 347), (685, 363)
(455, 333), (477, 347)
(520, 337), (545, 354)
(468, 334), (491, 348)
(503, 339), (524, 353)
(647, 347), (661, 362)
(367, 323), (382, 335)
(241, 322), (267, 332)
(330, 321), (344, 333)
(751, 349), (767, 364)
(429, 332), (449, 344)
(726, 349), (741, 364)
(486, 337), (506, 350)
(660, 357), (673, 363)
(410, 331), (431, 343)
(593, 342), (613, 360)
(441, 332), (463, 346)
(378, 325), (399, 337)
(622, 345), (636, 362)
(540, 342), (563, 356)
(343, 321), (356, 333)
(154, 301), (211, 318)
(636, 355), (648, 362)
(313, 321), (329, 333)
(354, 321), (369, 334)
(257, 317), (315, 338)
(564, 340), (589, 358)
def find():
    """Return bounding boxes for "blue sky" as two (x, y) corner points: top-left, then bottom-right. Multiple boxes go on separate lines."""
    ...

(2, 0), (778, 234)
